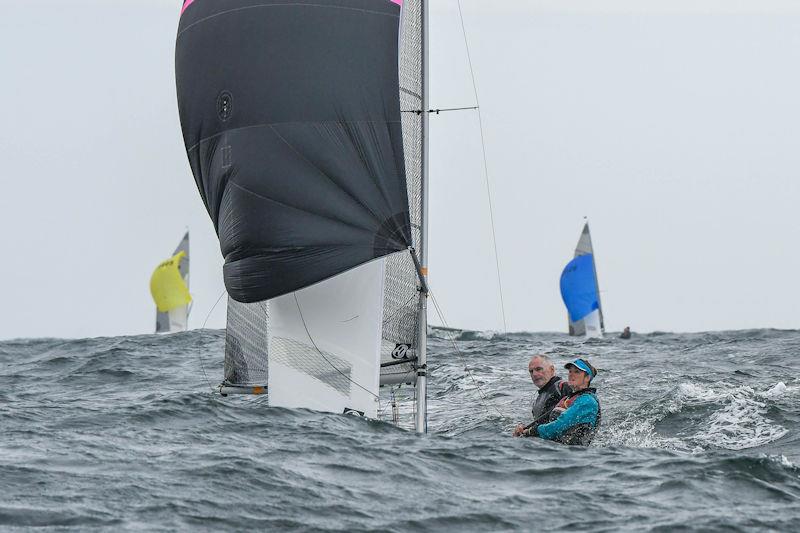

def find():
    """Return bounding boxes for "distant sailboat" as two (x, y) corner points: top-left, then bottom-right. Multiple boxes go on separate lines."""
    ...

(150, 232), (191, 333)
(560, 223), (604, 338)
(176, 0), (429, 431)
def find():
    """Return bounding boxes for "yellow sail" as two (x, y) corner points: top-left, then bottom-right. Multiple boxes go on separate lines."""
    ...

(150, 251), (192, 313)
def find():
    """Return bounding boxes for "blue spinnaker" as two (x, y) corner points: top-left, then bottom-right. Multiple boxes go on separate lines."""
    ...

(560, 254), (599, 323)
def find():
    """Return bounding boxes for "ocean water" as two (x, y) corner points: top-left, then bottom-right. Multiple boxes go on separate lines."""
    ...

(1, 328), (799, 531)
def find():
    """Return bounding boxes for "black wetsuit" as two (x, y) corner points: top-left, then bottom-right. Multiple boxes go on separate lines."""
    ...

(525, 376), (572, 429)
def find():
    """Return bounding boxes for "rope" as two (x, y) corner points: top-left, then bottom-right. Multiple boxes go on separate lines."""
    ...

(456, 0), (508, 333)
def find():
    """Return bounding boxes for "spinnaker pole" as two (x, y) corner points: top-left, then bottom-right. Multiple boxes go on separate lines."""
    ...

(415, 0), (430, 435)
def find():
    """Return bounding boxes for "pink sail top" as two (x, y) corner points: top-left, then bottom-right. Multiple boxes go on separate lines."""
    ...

(182, 0), (400, 14)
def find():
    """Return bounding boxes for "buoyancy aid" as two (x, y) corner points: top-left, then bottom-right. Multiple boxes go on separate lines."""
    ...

(548, 388), (601, 446)
(530, 376), (572, 425)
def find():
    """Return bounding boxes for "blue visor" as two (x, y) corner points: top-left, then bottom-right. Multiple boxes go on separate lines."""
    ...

(565, 358), (594, 378)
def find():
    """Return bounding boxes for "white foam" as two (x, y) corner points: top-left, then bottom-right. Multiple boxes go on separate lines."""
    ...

(759, 381), (800, 400)
(759, 454), (799, 472)
(677, 382), (707, 399)
(691, 385), (788, 450)
(776, 455), (797, 469)
(473, 330), (499, 340)
(611, 381), (789, 452)
(662, 381), (723, 414)
(761, 382), (787, 399)
(599, 418), (690, 451)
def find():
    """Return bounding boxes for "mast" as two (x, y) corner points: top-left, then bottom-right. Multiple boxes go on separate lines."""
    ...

(414, 0), (429, 434)
(585, 222), (605, 334)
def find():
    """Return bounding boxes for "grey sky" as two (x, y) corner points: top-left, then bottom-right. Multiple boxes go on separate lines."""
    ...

(1, 1), (798, 339)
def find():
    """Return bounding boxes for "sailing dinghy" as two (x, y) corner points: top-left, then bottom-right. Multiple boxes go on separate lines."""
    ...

(150, 231), (191, 333)
(560, 222), (604, 339)
(176, 0), (430, 431)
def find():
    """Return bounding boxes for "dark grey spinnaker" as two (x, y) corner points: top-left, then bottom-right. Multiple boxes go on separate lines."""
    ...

(176, 0), (412, 304)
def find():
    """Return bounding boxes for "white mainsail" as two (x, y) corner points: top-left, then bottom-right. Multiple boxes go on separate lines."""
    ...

(269, 258), (386, 417)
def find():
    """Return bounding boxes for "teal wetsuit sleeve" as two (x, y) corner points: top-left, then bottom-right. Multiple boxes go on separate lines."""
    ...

(536, 395), (598, 441)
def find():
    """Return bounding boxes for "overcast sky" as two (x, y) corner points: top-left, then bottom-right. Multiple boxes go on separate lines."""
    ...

(1, 0), (799, 339)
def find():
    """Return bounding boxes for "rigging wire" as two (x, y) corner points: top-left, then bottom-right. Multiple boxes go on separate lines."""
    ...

(215, 288), (398, 420)
(197, 288), (226, 393)
(291, 288), (423, 424)
(456, 0), (508, 333)
(428, 287), (507, 421)
(206, 287), (412, 422)
(293, 293), (383, 412)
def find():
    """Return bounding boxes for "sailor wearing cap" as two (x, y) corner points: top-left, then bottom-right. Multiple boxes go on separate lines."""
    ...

(521, 357), (601, 445)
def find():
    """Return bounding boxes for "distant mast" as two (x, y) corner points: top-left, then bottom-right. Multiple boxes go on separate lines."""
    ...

(150, 231), (191, 333)
(561, 222), (604, 338)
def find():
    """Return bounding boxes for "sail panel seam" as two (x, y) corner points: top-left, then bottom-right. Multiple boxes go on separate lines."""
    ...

(178, 3), (399, 39)
(226, 179), (387, 242)
(186, 120), (401, 155)
(267, 124), (385, 230)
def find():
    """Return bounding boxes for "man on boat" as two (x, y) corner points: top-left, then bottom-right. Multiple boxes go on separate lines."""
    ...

(512, 355), (571, 437)
(519, 358), (601, 446)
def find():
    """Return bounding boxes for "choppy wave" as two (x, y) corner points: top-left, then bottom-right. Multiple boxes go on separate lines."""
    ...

(604, 380), (792, 452)
(1, 328), (798, 531)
